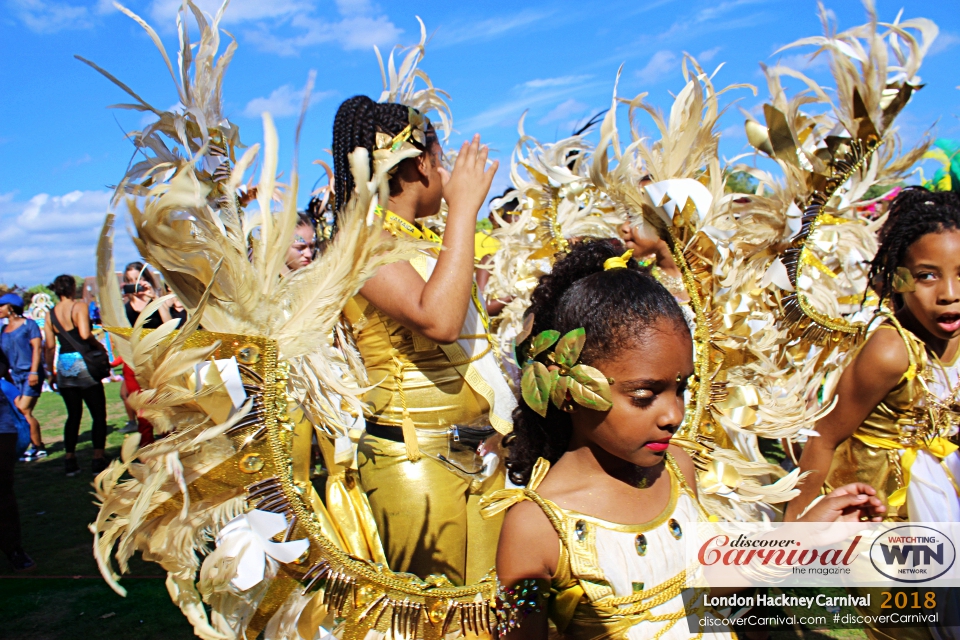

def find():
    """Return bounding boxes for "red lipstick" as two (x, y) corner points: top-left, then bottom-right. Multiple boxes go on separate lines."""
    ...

(645, 438), (671, 452)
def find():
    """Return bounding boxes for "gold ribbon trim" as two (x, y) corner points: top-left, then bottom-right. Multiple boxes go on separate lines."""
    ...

(852, 432), (959, 507)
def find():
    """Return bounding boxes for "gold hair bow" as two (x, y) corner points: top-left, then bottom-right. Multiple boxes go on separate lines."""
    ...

(603, 249), (634, 271)
(520, 328), (613, 417)
(374, 107), (429, 153)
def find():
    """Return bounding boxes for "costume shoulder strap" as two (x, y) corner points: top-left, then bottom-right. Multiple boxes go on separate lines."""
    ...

(872, 311), (925, 383)
(664, 453), (713, 522)
(478, 458), (567, 543)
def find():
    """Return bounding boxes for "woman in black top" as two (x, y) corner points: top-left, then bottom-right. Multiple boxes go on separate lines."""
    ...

(44, 275), (109, 477)
(123, 268), (169, 329)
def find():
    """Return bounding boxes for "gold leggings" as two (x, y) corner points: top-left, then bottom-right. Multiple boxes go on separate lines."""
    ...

(357, 430), (504, 586)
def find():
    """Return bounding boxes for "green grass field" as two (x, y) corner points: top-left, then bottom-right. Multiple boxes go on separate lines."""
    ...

(0, 382), (866, 639)
(0, 382), (195, 639)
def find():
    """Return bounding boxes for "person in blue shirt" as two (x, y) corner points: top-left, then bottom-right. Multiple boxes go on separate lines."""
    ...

(0, 293), (46, 462)
(0, 349), (35, 571)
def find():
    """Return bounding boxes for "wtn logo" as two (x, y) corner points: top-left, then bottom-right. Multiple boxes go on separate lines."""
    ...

(870, 526), (956, 583)
(879, 543), (944, 566)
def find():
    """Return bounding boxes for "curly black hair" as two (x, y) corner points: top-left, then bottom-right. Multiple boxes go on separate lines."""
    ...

(504, 238), (689, 485)
(331, 95), (438, 229)
(868, 186), (960, 305)
(50, 274), (77, 300)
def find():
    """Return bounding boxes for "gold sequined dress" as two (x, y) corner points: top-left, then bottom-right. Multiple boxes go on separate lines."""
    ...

(826, 314), (960, 523)
(482, 456), (734, 640)
(343, 211), (517, 586)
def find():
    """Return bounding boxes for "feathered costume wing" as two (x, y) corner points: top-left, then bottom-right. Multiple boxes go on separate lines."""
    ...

(488, 4), (936, 522)
(88, 4), (498, 640)
(483, 113), (623, 373)
(730, 4), (935, 438)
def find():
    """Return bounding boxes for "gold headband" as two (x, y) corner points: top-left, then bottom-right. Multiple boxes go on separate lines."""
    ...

(603, 249), (633, 271)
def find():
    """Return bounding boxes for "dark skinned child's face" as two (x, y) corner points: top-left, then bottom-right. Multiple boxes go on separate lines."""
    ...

(901, 229), (960, 341)
(569, 319), (693, 467)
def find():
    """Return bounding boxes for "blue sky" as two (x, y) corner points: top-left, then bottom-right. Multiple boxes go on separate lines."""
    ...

(1, 0), (958, 286)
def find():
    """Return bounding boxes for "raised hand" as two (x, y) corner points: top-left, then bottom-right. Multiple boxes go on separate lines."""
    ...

(443, 134), (499, 222)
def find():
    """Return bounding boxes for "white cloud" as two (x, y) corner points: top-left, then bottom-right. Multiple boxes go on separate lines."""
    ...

(721, 124), (745, 140)
(147, 0), (309, 25)
(930, 32), (960, 56)
(636, 50), (679, 85)
(523, 75), (592, 90)
(334, 0), (372, 16)
(0, 191), (141, 286)
(145, 0), (400, 55)
(772, 51), (829, 72)
(435, 10), (552, 47)
(698, 46), (722, 63)
(9, 0), (93, 33)
(539, 99), (588, 125)
(694, 0), (765, 23)
(460, 75), (600, 132)
(243, 84), (336, 119)
(245, 11), (401, 56)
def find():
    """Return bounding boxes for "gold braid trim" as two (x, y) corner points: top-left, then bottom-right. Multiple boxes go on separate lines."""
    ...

(779, 137), (879, 347)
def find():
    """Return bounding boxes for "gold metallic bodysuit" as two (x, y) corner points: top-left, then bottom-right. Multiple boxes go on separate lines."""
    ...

(827, 315), (960, 640)
(826, 315), (960, 521)
(343, 280), (503, 586)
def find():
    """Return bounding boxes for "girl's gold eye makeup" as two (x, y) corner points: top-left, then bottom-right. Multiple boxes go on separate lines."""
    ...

(629, 389), (655, 408)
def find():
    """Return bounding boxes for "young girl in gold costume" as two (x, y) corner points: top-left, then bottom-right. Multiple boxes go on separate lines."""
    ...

(485, 239), (885, 640)
(332, 96), (515, 585)
(787, 187), (960, 525)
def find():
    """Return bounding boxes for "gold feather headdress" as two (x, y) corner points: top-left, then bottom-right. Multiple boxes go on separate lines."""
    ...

(583, 57), (830, 522)
(740, 1), (936, 348)
(89, 5), (525, 638)
(483, 112), (622, 371)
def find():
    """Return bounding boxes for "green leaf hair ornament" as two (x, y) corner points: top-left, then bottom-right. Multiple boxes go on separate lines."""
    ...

(519, 327), (614, 417)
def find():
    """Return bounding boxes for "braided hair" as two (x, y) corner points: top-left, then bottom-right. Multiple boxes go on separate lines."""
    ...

(868, 186), (960, 305)
(504, 238), (688, 485)
(331, 95), (438, 227)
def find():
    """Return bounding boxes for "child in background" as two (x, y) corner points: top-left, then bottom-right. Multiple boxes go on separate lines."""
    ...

(787, 187), (960, 523)
(486, 239), (886, 640)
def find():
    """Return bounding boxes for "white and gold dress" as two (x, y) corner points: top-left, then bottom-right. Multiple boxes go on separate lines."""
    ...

(482, 456), (735, 640)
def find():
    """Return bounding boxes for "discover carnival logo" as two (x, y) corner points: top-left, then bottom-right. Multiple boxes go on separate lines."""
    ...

(869, 525), (956, 583)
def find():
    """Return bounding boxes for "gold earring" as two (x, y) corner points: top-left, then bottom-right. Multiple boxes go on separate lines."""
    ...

(676, 374), (683, 383)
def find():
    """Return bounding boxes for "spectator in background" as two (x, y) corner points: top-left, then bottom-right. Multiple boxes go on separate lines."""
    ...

(0, 293), (46, 462)
(0, 350), (34, 571)
(123, 265), (170, 329)
(119, 263), (169, 437)
(163, 286), (187, 328)
(44, 275), (110, 477)
(284, 213), (316, 274)
(117, 265), (141, 432)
